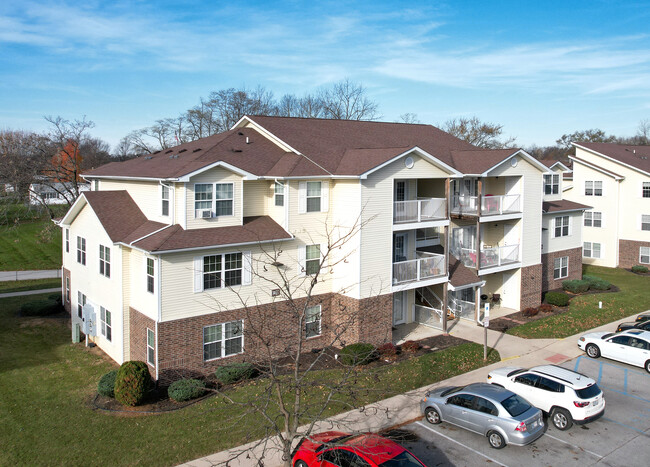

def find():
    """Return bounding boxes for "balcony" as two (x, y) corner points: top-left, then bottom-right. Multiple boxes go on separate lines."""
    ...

(451, 194), (521, 218)
(394, 198), (446, 224)
(451, 195), (478, 216)
(457, 244), (520, 270)
(393, 251), (446, 285)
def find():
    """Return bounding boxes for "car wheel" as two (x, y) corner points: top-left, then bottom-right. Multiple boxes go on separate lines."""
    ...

(586, 343), (600, 358)
(425, 407), (442, 425)
(551, 408), (573, 431)
(487, 430), (506, 449)
(645, 360), (650, 374)
(294, 461), (308, 467)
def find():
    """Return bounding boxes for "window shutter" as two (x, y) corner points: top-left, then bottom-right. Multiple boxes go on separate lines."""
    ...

(298, 245), (306, 275)
(194, 256), (203, 293)
(298, 182), (306, 213)
(269, 182), (274, 210)
(243, 251), (252, 285)
(321, 181), (329, 212)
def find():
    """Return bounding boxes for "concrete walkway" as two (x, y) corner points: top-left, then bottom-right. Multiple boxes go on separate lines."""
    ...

(180, 310), (649, 467)
(0, 269), (61, 282)
(0, 288), (61, 299)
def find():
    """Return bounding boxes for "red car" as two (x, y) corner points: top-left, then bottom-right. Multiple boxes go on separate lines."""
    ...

(292, 431), (427, 467)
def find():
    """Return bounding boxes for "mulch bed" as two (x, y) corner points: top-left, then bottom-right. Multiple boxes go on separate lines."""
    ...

(92, 334), (469, 415)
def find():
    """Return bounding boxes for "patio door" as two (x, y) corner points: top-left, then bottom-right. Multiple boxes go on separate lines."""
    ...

(393, 233), (408, 263)
(393, 291), (407, 325)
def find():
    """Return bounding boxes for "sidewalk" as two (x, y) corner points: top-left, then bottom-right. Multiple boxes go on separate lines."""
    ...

(0, 288), (61, 299)
(181, 310), (649, 467)
(0, 269), (61, 282)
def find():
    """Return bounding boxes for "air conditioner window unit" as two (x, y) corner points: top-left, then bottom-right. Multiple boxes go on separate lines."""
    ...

(198, 209), (213, 218)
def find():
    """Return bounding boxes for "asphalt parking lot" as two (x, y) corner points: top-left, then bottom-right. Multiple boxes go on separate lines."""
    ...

(383, 355), (650, 467)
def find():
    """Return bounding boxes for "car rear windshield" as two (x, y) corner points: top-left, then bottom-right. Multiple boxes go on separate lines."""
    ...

(379, 451), (425, 467)
(575, 383), (601, 399)
(501, 394), (531, 417)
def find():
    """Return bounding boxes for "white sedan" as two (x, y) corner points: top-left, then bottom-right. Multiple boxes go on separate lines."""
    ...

(578, 329), (650, 372)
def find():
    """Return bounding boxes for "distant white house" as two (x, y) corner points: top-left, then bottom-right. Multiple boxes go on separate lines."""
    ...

(29, 181), (90, 205)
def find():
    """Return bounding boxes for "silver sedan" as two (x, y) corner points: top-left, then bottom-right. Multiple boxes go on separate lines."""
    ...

(420, 382), (545, 449)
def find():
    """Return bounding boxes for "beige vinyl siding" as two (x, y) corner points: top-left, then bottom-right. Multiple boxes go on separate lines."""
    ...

(129, 248), (158, 321)
(243, 180), (270, 217)
(481, 221), (520, 249)
(359, 153), (450, 298)
(542, 212), (584, 254)
(99, 179), (168, 224)
(186, 167), (242, 229)
(175, 183), (185, 228)
(65, 203), (124, 364)
(488, 156), (542, 267)
(122, 247), (131, 361)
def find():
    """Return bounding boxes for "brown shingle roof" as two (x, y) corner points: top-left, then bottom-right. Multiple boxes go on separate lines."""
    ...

(132, 216), (292, 252)
(542, 200), (591, 214)
(574, 142), (650, 174)
(448, 255), (481, 288)
(449, 149), (519, 174)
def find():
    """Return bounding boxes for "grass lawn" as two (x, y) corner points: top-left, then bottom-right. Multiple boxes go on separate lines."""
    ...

(508, 265), (650, 339)
(0, 220), (62, 270)
(0, 293), (499, 467)
(0, 278), (62, 294)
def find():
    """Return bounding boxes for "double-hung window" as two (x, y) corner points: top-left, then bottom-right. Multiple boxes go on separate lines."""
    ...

(584, 242), (601, 258)
(553, 256), (568, 279)
(305, 305), (321, 338)
(543, 174), (559, 195)
(161, 185), (170, 216)
(554, 216), (569, 237)
(214, 183), (234, 216)
(585, 181), (603, 196)
(147, 328), (155, 366)
(77, 236), (86, 265)
(194, 183), (213, 217)
(640, 247), (650, 264)
(306, 182), (321, 212)
(77, 291), (86, 318)
(65, 277), (70, 302)
(146, 258), (154, 293)
(194, 183), (234, 217)
(584, 211), (602, 228)
(100, 306), (112, 342)
(274, 181), (284, 206)
(203, 320), (243, 361)
(305, 245), (321, 275)
(65, 229), (69, 253)
(203, 253), (242, 290)
(642, 215), (650, 231)
(99, 245), (110, 278)
(643, 182), (650, 198)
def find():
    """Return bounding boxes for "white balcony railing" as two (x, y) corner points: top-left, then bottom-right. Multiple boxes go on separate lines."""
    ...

(481, 194), (521, 216)
(394, 198), (446, 224)
(449, 298), (475, 320)
(393, 252), (446, 285)
(451, 195), (478, 216)
(480, 244), (520, 268)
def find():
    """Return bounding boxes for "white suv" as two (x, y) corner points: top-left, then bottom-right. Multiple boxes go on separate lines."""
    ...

(487, 365), (605, 430)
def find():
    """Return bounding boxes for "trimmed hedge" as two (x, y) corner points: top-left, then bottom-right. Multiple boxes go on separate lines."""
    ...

(168, 379), (206, 402)
(19, 299), (62, 317)
(114, 361), (151, 406)
(339, 343), (377, 366)
(545, 291), (570, 307)
(562, 279), (590, 294)
(98, 370), (118, 398)
(583, 275), (611, 290)
(632, 265), (649, 273)
(214, 363), (256, 385)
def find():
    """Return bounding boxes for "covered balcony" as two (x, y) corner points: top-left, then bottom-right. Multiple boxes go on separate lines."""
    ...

(393, 178), (448, 228)
(456, 244), (520, 270)
(393, 251), (446, 285)
(394, 198), (446, 224)
(450, 176), (522, 219)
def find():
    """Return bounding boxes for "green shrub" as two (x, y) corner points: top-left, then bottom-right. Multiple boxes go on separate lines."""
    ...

(19, 299), (61, 317)
(168, 379), (206, 402)
(562, 280), (590, 294)
(582, 275), (611, 290)
(632, 265), (648, 273)
(545, 291), (570, 307)
(214, 363), (256, 385)
(339, 343), (377, 366)
(401, 340), (420, 353)
(97, 370), (118, 398)
(114, 361), (151, 406)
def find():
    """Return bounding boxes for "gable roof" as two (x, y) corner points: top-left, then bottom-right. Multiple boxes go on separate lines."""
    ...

(448, 255), (482, 289)
(542, 200), (591, 214)
(573, 142), (650, 176)
(569, 155), (625, 180)
(539, 159), (571, 172)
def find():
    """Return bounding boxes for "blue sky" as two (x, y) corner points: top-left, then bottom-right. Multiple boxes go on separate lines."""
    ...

(1, 0), (649, 150)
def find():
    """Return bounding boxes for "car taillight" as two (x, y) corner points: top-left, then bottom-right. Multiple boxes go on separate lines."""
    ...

(574, 401), (589, 407)
(515, 421), (527, 432)
(579, 337), (585, 342)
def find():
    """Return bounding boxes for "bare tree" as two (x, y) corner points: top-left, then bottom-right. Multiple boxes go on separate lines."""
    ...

(320, 79), (379, 121)
(443, 116), (516, 149)
(398, 113), (420, 124)
(0, 130), (44, 203)
(636, 119), (650, 145)
(555, 128), (617, 150)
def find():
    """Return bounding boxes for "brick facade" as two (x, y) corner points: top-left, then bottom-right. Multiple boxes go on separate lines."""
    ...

(619, 240), (650, 268)
(136, 292), (393, 382)
(62, 268), (71, 314)
(129, 307), (157, 378)
(541, 247), (583, 292)
(520, 264), (543, 310)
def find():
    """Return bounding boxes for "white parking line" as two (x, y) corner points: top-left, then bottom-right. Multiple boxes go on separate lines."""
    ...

(415, 421), (511, 467)
(543, 433), (603, 459)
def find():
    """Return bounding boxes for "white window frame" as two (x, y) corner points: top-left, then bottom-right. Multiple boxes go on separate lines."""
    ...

(274, 181), (284, 207)
(147, 328), (155, 366)
(584, 211), (602, 228)
(161, 185), (170, 217)
(203, 320), (244, 361)
(642, 215), (650, 231)
(640, 246), (650, 264)
(146, 258), (154, 294)
(299, 244), (322, 276)
(642, 182), (650, 198)
(553, 256), (568, 279)
(77, 291), (86, 319)
(99, 245), (110, 278)
(543, 174), (559, 195)
(65, 229), (69, 253)
(65, 277), (70, 302)
(76, 236), (86, 265)
(193, 182), (234, 218)
(585, 180), (603, 196)
(554, 216), (570, 238)
(100, 306), (112, 342)
(305, 305), (321, 338)
(193, 251), (251, 293)
(298, 181), (329, 213)
(584, 242), (602, 259)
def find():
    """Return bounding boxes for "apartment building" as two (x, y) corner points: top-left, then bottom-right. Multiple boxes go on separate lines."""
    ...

(59, 116), (554, 380)
(565, 143), (650, 268)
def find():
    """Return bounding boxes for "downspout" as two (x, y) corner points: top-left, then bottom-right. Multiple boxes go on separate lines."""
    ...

(155, 254), (162, 381)
(615, 180), (621, 266)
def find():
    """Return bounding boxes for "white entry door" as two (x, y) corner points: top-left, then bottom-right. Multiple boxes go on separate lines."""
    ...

(393, 291), (407, 325)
